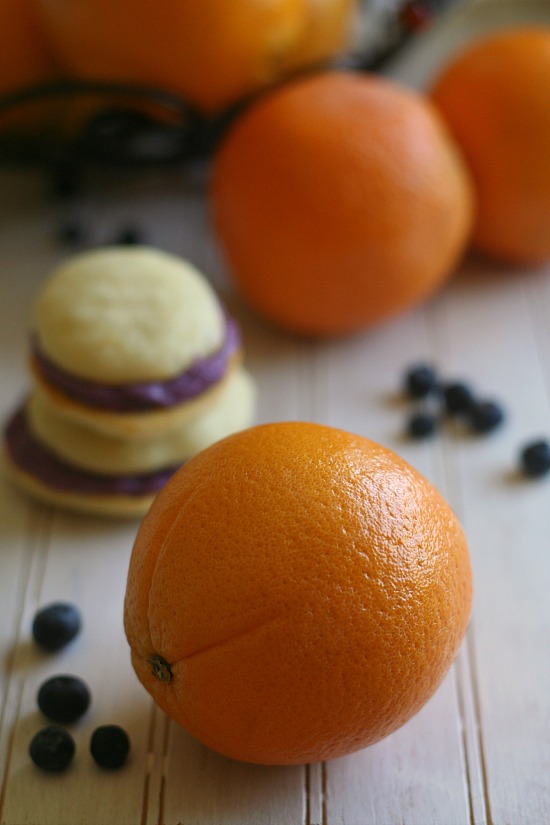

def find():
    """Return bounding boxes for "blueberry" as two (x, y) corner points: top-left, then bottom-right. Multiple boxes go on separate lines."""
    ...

(50, 165), (80, 200)
(57, 219), (85, 247)
(407, 411), (438, 439)
(37, 675), (91, 724)
(404, 364), (438, 398)
(114, 226), (144, 246)
(32, 602), (82, 651)
(90, 725), (130, 770)
(442, 381), (475, 415)
(520, 439), (550, 477)
(467, 400), (505, 434)
(29, 725), (75, 773)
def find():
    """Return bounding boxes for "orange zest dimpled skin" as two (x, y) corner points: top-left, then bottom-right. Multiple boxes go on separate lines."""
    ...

(124, 422), (472, 765)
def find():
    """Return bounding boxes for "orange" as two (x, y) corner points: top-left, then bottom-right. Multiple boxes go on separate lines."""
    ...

(35, 0), (356, 114)
(124, 421), (472, 765)
(210, 70), (475, 338)
(0, 0), (58, 95)
(0, 0), (60, 133)
(430, 27), (550, 265)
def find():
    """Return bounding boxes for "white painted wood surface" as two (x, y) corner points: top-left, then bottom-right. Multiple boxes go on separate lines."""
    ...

(2, 2), (550, 823)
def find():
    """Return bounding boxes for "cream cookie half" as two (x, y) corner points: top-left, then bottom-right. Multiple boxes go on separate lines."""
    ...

(3, 454), (160, 519)
(26, 368), (255, 476)
(30, 351), (242, 439)
(4, 370), (255, 518)
(34, 245), (225, 383)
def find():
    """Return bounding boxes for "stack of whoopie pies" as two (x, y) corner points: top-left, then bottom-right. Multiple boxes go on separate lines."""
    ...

(4, 246), (256, 517)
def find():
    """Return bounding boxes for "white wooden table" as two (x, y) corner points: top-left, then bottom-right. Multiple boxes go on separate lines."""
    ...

(1, 2), (550, 823)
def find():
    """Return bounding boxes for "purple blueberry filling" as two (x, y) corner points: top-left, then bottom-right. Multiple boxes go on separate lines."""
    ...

(32, 315), (241, 412)
(5, 407), (179, 496)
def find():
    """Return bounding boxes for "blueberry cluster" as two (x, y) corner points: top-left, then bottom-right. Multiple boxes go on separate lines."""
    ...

(52, 169), (147, 251)
(56, 216), (146, 250)
(402, 363), (550, 478)
(403, 363), (505, 438)
(29, 722), (130, 774)
(29, 602), (130, 773)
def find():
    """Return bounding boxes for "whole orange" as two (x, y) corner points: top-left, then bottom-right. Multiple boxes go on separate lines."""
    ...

(0, 0), (60, 132)
(124, 421), (472, 765)
(35, 0), (356, 114)
(0, 0), (58, 95)
(210, 70), (474, 337)
(431, 27), (550, 265)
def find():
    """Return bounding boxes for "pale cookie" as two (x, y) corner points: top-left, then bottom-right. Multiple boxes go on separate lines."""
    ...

(27, 368), (256, 476)
(30, 351), (242, 439)
(34, 246), (225, 383)
(3, 245), (257, 517)
(3, 452), (159, 519)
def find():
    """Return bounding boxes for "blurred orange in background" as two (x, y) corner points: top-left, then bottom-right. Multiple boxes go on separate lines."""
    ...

(211, 70), (474, 337)
(0, 0), (60, 132)
(35, 0), (357, 114)
(0, 0), (58, 94)
(431, 26), (550, 266)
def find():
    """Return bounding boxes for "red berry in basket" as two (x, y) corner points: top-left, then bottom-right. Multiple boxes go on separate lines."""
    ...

(398, 1), (432, 32)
